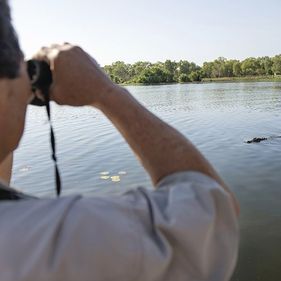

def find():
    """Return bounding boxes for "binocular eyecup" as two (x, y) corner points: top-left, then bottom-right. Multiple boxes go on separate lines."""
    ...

(27, 60), (53, 106)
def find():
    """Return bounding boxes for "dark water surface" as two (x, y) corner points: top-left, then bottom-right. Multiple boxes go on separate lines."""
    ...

(13, 82), (281, 280)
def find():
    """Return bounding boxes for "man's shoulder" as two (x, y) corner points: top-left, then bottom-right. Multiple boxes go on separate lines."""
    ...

(0, 172), (238, 281)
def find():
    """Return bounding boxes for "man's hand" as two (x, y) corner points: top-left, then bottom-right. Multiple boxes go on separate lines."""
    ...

(34, 44), (118, 107)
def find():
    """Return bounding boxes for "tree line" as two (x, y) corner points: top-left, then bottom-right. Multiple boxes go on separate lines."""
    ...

(103, 55), (281, 84)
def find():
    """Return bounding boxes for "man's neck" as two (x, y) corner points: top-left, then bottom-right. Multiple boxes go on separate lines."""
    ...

(0, 153), (13, 183)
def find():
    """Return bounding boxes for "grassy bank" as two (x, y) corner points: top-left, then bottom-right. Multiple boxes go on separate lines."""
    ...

(120, 76), (281, 86)
(202, 75), (281, 83)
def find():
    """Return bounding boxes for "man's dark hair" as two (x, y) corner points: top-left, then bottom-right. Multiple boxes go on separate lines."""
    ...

(0, 0), (22, 78)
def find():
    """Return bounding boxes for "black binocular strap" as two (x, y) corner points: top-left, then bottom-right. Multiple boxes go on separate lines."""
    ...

(43, 87), (61, 197)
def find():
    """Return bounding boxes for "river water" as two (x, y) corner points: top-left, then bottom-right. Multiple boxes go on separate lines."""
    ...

(12, 82), (281, 280)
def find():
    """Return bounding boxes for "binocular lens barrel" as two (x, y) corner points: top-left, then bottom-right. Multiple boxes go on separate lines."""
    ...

(27, 60), (53, 106)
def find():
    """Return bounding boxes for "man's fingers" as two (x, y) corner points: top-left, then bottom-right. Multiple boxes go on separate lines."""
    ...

(32, 43), (75, 69)
(32, 45), (59, 64)
(50, 44), (61, 49)
(32, 46), (51, 64)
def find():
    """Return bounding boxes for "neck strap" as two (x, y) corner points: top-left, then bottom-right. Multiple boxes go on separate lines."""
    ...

(43, 86), (61, 196)
(28, 60), (62, 197)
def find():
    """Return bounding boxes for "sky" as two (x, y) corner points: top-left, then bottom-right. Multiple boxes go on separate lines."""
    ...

(10, 0), (281, 66)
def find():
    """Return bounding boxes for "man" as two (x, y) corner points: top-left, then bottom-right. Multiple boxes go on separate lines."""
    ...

(0, 0), (239, 280)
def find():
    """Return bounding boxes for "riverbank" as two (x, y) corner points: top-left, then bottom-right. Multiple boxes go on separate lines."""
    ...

(121, 75), (281, 86)
(202, 75), (281, 83)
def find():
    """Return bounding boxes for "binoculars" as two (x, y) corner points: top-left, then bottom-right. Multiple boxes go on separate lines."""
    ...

(27, 60), (52, 106)
(26, 60), (62, 196)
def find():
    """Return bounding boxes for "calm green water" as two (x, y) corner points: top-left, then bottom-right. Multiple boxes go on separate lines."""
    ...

(13, 82), (281, 280)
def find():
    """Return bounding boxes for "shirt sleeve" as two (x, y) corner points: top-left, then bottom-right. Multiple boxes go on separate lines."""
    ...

(61, 171), (239, 281)
(124, 171), (239, 281)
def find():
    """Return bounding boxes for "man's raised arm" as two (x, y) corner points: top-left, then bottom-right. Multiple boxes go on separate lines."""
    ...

(35, 44), (239, 214)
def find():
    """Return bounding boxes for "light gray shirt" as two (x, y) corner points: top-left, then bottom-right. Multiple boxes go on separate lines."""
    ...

(0, 171), (238, 281)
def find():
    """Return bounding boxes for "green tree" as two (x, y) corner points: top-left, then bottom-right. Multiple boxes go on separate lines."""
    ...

(110, 61), (131, 83)
(163, 60), (177, 82)
(241, 58), (260, 76)
(176, 60), (200, 81)
(104, 54), (280, 85)
(202, 62), (214, 78)
(188, 70), (202, 82)
(177, 60), (191, 74)
(178, 73), (190, 83)
(212, 57), (227, 78)
(223, 60), (236, 77)
(131, 61), (151, 76)
(137, 65), (167, 84)
(272, 55), (281, 75)
(233, 61), (242, 77)
(258, 57), (273, 75)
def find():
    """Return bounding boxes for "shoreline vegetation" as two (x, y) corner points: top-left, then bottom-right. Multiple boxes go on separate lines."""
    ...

(103, 55), (281, 85)
(202, 75), (281, 83)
